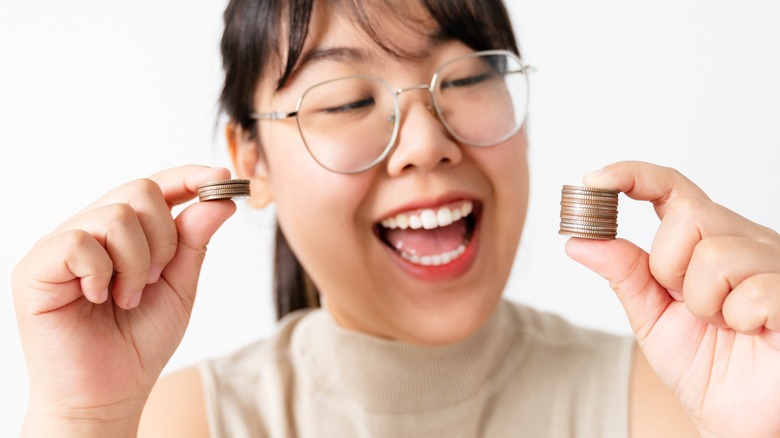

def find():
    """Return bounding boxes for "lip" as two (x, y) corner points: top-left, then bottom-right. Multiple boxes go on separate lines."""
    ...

(374, 197), (482, 282)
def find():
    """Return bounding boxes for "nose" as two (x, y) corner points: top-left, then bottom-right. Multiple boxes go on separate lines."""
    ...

(384, 86), (463, 177)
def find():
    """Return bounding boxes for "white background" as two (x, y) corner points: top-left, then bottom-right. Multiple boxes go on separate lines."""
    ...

(2, 0), (779, 434)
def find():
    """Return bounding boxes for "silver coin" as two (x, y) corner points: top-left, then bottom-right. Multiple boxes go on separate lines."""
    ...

(197, 179), (250, 189)
(561, 194), (619, 204)
(560, 201), (618, 211)
(199, 193), (250, 202)
(198, 179), (251, 201)
(559, 214), (617, 224)
(559, 184), (620, 240)
(560, 224), (619, 233)
(561, 190), (618, 199)
(558, 230), (616, 240)
(198, 187), (250, 195)
(561, 185), (619, 195)
(560, 210), (618, 219)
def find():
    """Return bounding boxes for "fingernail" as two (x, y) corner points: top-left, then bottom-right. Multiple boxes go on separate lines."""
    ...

(147, 266), (163, 284)
(127, 292), (143, 309)
(99, 288), (109, 303)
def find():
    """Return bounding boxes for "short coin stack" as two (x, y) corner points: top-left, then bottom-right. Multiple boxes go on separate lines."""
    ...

(197, 179), (251, 202)
(559, 185), (619, 240)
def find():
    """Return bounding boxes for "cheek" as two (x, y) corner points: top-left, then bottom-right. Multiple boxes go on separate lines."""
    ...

(478, 135), (530, 255)
(266, 148), (377, 292)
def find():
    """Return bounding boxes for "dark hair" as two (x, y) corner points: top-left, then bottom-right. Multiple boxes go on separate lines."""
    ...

(220, 0), (521, 320)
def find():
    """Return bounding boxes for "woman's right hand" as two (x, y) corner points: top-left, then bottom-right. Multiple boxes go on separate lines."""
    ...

(12, 165), (237, 437)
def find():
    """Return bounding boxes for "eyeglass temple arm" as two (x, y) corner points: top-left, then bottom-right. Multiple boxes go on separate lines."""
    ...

(251, 111), (298, 121)
(522, 65), (537, 74)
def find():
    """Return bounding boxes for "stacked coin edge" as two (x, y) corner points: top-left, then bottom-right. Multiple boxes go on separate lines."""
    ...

(559, 185), (619, 240)
(197, 179), (251, 202)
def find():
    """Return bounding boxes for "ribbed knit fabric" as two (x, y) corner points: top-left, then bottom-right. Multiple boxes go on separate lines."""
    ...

(198, 299), (634, 437)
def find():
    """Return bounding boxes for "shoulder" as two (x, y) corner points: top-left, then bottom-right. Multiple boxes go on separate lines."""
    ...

(500, 300), (635, 399)
(506, 300), (633, 355)
(198, 308), (317, 436)
(138, 308), (316, 437)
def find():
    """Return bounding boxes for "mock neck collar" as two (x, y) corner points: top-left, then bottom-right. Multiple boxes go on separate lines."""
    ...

(293, 300), (518, 414)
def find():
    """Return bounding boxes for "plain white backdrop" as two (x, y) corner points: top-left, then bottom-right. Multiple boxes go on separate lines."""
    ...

(2, 0), (779, 434)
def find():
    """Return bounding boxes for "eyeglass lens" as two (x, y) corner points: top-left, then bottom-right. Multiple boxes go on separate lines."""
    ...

(296, 52), (528, 173)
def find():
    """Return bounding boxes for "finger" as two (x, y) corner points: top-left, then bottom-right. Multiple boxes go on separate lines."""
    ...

(158, 199), (237, 308)
(584, 161), (780, 294)
(582, 161), (709, 218)
(682, 236), (780, 327)
(74, 166), (230, 213)
(649, 196), (776, 292)
(148, 165), (231, 206)
(565, 237), (671, 340)
(65, 178), (179, 285)
(722, 273), (780, 338)
(61, 203), (153, 308)
(87, 203), (152, 309)
(13, 230), (113, 315)
(64, 166), (230, 284)
(127, 180), (177, 284)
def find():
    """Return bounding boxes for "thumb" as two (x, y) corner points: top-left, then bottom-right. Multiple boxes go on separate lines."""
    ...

(565, 237), (672, 340)
(161, 200), (237, 305)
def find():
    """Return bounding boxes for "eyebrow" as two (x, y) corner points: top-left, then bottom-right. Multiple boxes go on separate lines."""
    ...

(286, 46), (372, 83)
(300, 46), (369, 66)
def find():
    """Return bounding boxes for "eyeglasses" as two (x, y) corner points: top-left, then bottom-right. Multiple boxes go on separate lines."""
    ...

(251, 50), (533, 174)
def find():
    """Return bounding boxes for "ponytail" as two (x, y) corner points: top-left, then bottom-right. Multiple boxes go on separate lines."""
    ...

(273, 223), (320, 320)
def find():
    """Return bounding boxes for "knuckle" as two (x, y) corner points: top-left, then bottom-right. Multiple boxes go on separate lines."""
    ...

(739, 276), (770, 305)
(60, 229), (98, 253)
(104, 203), (139, 227)
(691, 237), (731, 270)
(152, 228), (179, 262)
(129, 177), (164, 196)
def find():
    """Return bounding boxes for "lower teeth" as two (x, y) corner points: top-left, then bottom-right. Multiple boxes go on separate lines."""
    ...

(399, 243), (467, 266)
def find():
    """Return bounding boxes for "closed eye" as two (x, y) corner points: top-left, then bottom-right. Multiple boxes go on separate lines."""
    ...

(322, 97), (375, 113)
(440, 72), (493, 90)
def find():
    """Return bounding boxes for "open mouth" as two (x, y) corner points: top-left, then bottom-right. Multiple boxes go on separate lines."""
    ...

(375, 200), (479, 267)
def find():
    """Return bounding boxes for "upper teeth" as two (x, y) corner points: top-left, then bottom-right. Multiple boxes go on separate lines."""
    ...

(381, 201), (473, 230)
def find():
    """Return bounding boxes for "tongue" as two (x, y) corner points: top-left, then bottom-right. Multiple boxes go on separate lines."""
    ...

(384, 220), (467, 256)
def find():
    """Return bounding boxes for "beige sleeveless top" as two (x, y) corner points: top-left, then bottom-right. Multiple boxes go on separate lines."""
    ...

(199, 299), (634, 437)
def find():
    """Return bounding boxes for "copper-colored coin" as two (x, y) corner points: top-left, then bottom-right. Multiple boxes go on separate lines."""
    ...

(198, 187), (249, 196)
(559, 184), (620, 240)
(562, 185), (619, 196)
(560, 211), (617, 221)
(559, 214), (617, 224)
(560, 194), (619, 204)
(558, 230), (616, 240)
(560, 201), (618, 211)
(198, 179), (250, 189)
(199, 193), (250, 201)
(560, 222), (619, 232)
(197, 179), (251, 202)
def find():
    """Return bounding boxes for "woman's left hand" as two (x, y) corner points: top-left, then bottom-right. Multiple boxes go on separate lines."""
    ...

(566, 161), (780, 438)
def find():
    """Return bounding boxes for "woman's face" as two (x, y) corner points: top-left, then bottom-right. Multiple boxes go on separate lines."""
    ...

(234, 4), (529, 345)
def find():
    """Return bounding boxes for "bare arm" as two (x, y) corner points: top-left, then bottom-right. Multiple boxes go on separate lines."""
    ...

(138, 367), (210, 438)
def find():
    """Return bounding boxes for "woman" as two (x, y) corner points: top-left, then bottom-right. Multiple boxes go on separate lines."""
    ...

(12, 0), (780, 437)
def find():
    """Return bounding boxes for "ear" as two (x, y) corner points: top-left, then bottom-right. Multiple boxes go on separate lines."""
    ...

(226, 122), (273, 208)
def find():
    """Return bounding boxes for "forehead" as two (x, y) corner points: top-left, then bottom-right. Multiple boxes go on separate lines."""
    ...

(284, 1), (445, 81)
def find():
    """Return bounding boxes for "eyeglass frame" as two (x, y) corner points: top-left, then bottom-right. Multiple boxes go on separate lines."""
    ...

(250, 49), (535, 174)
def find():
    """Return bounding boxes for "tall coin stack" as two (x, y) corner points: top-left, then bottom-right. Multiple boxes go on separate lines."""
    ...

(198, 179), (251, 202)
(559, 185), (619, 240)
